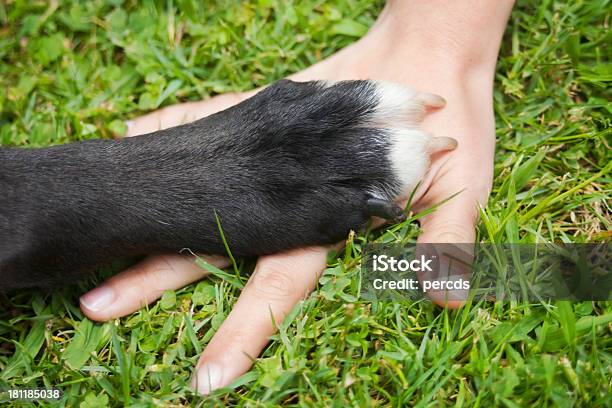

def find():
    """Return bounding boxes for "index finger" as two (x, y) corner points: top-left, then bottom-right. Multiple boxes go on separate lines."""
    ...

(191, 246), (328, 394)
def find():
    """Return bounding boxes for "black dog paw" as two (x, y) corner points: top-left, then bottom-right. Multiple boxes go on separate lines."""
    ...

(195, 79), (457, 255)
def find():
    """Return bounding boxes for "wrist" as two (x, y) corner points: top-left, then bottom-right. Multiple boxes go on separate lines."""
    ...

(368, 0), (512, 79)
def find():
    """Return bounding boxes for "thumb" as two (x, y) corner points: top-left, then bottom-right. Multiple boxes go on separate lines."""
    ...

(416, 198), (479, 308)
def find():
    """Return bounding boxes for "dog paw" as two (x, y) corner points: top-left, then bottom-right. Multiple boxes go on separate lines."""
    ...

(347, 79), (456, 203)
(254, 79), (455, 202)
(206, 79), (457, 253)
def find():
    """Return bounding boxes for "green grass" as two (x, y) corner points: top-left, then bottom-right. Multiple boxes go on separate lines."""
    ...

(0, 0), (611, 406)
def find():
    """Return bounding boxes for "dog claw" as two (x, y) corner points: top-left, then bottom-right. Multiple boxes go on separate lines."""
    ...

(418, 92), (446, 108)
(428, 136), (458, 153)
(365, 197), (406, 222)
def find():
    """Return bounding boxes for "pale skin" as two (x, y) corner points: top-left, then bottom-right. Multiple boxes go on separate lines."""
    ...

(79, 0), (515, 394)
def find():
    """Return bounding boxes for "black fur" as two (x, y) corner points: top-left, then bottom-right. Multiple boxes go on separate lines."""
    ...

(0, 80), (406, 290)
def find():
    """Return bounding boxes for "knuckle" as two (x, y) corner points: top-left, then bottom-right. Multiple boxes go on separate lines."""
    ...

(422, 216), (477, 244)
(248, 262), (296, 300)
(131, 257), (176, 292)
(214, 327), (252, 350)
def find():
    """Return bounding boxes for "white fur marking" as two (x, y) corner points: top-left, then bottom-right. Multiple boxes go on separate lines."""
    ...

(388, 128), (432, 199)
(372, 81), (424, 126)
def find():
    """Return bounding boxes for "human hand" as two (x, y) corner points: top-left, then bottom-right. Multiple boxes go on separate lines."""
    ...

(78, 83), (448, 395)
(80, 0), (513, 394)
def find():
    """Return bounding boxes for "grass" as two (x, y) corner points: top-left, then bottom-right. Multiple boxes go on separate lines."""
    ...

(0, 0), (610, 406)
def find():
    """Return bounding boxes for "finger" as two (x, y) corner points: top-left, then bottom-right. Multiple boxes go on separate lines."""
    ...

(191, 246), (328, 394)
(80, 254), (229, 321)
(125, 91), (257, 137)
(416, 197), (478, 309)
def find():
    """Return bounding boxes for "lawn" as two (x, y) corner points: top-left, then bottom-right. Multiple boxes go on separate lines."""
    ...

(0, 0), (610, 406)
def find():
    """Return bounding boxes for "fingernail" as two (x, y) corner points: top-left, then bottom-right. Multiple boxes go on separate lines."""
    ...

(80, 285), (116, 312)
(192, 363), (224, 395)
(125, 120), (134, 135)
